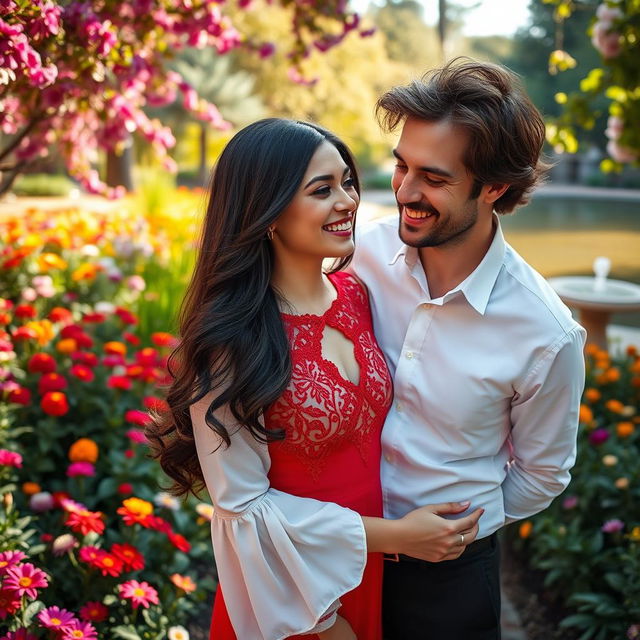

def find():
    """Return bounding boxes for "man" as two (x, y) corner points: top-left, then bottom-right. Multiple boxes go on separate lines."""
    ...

(351, 59), (586, 639)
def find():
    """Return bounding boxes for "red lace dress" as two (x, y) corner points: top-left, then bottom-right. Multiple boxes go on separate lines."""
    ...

(205, 271), (392, 640)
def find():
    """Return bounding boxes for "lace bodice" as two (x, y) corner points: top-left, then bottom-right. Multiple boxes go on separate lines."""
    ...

(265, 271), (392, 478)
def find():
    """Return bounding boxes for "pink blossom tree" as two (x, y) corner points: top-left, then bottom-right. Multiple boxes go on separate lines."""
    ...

(0, 0), (365, 197)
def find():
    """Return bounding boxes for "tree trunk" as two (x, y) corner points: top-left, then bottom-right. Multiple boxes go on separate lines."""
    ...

(198, 123), (209, 187)
(106, 137), (134, 192)
(438, 0), (447, 62)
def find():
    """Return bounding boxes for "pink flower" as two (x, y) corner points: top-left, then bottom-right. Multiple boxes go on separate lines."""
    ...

(588, 428), (610, 446)
(126, 428), (147, 444)
(0, 550), (27, 574)
(78, 601), (108, 623)
(60, 620), (97, 640)
(29, 491), (55, 512)
(601, 518), (624, 533)
(67, 461), (96, 477)
(37, 605), (76, 632)
(125, 409), (152, 426)
(562, 495), (578, 510)
(4, 562), (49, 598)
(0, 449), (22, 468)
(607, 140), (637, 164)
(52, 534), (78, 557)
(126, 275), (146, 292)
(118, 579), (159, 609)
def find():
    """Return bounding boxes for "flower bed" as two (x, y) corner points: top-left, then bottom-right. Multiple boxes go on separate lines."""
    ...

(0, 203), (212, 639)
(511, 344), (640, 640)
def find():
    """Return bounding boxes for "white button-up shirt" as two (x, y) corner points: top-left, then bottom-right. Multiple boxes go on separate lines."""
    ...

(351, 215), (586, 538)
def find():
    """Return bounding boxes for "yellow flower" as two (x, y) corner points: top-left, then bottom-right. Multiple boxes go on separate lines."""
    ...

(519, 521), (533, 539)
(617, 422), (634, 438)
(68, 438), (99, 463)
(24, 320), (54, 346)
(121, 497), (153, 517)
(38, 252), (68, 271)
(195, 503), (215, 521)
(71, 263), (102, 282)
(629, 527), (640, 542)
(104, 341), (127, 356)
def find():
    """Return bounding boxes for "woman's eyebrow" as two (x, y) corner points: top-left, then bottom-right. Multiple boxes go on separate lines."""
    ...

(304, 167), (350, 189)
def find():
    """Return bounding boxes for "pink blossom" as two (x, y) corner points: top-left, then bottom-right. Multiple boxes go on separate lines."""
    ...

(118, 579), (159, 609)
(52, 533), (79, 557)
(0, 550), (27, 574)
(126, 275), (146, 292)
(66, 461), (96, 478)
(601, 518), (624, 533)
(126, 428), (147, 444)
(60, 620), (97, 640)
(562, 495), (578, 510)
(0, 449), (22, 468)
(4, 562), (49, 598)
(37, 605), (76, 632)
(607, 140), (637, 163)
(596, 4), (623, 23)
(258, 42), (275, 58)
(588, 428), (610, 446)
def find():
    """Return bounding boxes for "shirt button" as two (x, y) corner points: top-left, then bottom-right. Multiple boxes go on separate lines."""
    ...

(406, 351), (414, 359)
(384, 453), (392, 463)
(395, 401), (403, 412)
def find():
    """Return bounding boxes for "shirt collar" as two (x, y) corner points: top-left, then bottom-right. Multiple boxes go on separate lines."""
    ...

(388, 214), (506, 315)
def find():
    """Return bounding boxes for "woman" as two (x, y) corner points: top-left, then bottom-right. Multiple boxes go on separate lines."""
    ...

(148, 119), (481, 640)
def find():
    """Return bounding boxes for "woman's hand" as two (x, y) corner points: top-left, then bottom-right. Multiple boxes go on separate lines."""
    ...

(317, 614), (357, 640)
(396, 502), (483, 562)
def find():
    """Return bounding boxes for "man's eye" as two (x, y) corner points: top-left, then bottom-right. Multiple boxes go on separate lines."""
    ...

(425, 177), (445, 186)
(394, 164), (407, 171)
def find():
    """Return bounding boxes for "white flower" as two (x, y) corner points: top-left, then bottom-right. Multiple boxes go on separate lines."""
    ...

(80, 244), (100, 257)
(195, 502), (215, 521)
(154, 492), (180, 511)
(95, 301), (116, 314)
(168, 626), (189, 640)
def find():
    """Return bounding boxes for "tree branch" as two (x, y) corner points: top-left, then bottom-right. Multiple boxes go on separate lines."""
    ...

(0, 115), (43, 164)
(0, 160), (27, 197)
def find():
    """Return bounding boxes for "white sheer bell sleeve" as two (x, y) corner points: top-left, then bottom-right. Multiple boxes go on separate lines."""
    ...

(191, 393), (367, 640)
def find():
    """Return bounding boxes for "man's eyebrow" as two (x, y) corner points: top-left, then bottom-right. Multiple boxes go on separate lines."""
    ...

(392, 149), (454, 179)
(304, 167), (350, 189)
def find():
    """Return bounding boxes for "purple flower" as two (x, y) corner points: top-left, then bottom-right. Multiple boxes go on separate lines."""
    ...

(29, 491), (54, 512)
(562, 495), (578, 510)
(627, 624), (640, 640)
(588, 428), (610, 446)
(601, 518), (624, 533)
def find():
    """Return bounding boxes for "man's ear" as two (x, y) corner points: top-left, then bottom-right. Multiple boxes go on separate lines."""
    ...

(480, 183), (510, 205)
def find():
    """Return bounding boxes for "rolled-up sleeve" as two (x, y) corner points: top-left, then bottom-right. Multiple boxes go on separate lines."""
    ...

(191, 394), (366, 640)
(503, 326), (586, 522)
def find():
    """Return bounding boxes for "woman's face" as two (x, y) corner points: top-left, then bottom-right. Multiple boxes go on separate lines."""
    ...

(271, 141), (359, 263)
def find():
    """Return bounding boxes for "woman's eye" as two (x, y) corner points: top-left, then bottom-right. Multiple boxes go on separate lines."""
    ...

(312, 186), (331, 196)
(343, 177), (355, 188)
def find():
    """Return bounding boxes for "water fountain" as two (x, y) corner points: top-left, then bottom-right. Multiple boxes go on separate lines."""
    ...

(548, 257), (640, 349)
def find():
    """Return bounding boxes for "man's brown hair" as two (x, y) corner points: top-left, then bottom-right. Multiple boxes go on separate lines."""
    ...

(376, 58), (551, 213)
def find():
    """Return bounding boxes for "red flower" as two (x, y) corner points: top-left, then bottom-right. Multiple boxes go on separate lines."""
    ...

(82, 313), (106, 323)
(52, 491), (71, 508)
(66, 509), (105, 536)
(135, 348), (158, 366)
(41, 391), (69, 416)
(108, 375), (132, 391)
(124, 449), (135, 459)
(123, 332), (141, 346)
(8, 386), (31, 405)
(167, 532), (191, 553)
(61, 325), (93, 348)
(143, 396), (169, 412)
(78, 601), (108, 623)
(14, 304), (37, 319)
(0, 587), (21, 619)
(78, 546), (101, 565)
(69, 364), (95, 382)
(115, 308), (138, 325)
(103, 355), (126, 367)
(125, 364), (144, 378)
(111, 543), (145, 571)
(71, 351), (99, 367)
(48, 307), (73, 323)
(118, 483), (133, 495)
(147, 515), (172, 533)
(124, 410), (152, 426)
(151, 332), (179, 348)
(12, 326), (39, 341)
(0, 312), (11, 324)
(93, 551), (124, 577)
(38, 372), (68, 394)
(28, 353), (57, 374)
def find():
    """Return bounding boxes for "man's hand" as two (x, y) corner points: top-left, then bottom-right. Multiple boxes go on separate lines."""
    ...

(317, 614), (357, 640)
(397, 502), (483, 562)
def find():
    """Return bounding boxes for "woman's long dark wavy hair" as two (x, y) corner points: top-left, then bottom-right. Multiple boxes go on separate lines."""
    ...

(146, 118), (361, 497)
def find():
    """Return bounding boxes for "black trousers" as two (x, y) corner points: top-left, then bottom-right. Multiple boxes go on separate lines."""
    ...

(382, 534), (501, 640)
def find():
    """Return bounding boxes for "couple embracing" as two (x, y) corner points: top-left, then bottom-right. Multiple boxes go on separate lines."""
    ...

(147, 59), (586, 640)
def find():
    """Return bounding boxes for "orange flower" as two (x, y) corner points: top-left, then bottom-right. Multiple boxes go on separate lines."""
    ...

(38, 252), (68, 271)
(170, 573), (196, 593)
(151, 332), (178, 348)
(104, 341), (127, 356)
(68, 438), (99, 463)
(605, 399), (625, 414)
(579, 404), (593, 424)
(22, 482), (41, 496)
(605, 367), (620, 383)
(24, 320), (54, 346)
(632, 376), (640, 388)
(631, 360), (640, 375)
(627, 345), (638, 357)
(56, 338), (77, 354)
(584, 343), (600, 357)
(584, 388), (601, 403)
(71, 263), (102, 282)
(519, 521), (532, 539)
(617, 422), (634, 438)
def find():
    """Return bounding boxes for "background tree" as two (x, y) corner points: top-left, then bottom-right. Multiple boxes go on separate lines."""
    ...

(0, 0), (367, 197)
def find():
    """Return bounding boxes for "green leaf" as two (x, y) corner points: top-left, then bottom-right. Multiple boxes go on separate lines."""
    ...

(23, 600), (46, 626)
(559, 613), (596, 629)
(112, 625), (142, 640)
(603, 572), (626, 592)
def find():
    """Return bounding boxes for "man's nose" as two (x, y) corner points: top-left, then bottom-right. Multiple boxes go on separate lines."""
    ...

(395, 175), (422, 205)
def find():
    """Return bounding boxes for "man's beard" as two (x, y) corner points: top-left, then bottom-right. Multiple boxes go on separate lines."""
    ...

(397, 199), (479, 248)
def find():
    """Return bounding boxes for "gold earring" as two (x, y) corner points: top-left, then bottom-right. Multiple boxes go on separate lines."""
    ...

(266, 227), (274, 241)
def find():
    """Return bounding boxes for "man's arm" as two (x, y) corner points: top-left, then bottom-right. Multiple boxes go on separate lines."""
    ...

(503, 326), (586, 522)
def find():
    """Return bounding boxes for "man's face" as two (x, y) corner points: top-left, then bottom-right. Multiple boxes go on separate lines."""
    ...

(391, 117), (483, 248)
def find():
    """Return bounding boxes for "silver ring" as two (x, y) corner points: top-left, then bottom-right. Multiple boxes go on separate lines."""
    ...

(460, 533), (465, 545)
